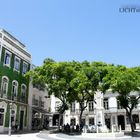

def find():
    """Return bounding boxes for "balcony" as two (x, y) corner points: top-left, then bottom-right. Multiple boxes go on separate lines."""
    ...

(104, 107), (125, 113)
(73, 109), (95, 115)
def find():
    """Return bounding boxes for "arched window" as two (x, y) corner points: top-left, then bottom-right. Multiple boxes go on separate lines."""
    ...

(21, 84), (26, 102)
(12, 81), (18, 100)
(1, 76), (9, 98)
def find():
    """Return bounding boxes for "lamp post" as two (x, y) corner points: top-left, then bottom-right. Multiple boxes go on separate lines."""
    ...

(8, 102), (13, 136)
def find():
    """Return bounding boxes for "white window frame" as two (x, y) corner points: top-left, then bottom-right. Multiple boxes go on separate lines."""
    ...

(12, 80), (18, 100)
(14, 56), (20, 72)
(55, 101), (61, 111)
(1, 76), (9, 98)
(104, 98), (109, 110)
(21, 84), (26, 102)
(88, 101), (94, 111)
(4, 50), (11, 67)
(71, 102), (75, 112)
(22, 61), (28, 74)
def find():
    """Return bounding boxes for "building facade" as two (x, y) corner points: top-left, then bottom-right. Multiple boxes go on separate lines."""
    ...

(0, 29), (31, 133)
(49, 91), (140, 131)
(103, 91), (140, 131)
(28, 78), (50, 130)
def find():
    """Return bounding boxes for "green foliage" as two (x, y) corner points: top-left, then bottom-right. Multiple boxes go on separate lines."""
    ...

(28, 58), (106, 126)
(102, 66), (140, 132)
(27, 57), (140, 131)
(0, 47), (29, 103)
(111, 69), (140, 95)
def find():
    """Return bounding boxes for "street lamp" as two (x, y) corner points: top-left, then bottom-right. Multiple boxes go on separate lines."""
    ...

(8, 102), (13, 136)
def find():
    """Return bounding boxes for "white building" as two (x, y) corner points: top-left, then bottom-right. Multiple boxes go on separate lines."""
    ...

(48, 91), (140, 131)
(28, 69), (50, 130)
(103, 91), (140, 131)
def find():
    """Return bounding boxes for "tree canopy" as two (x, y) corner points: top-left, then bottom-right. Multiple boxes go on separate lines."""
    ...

(27, 58), (140, 132)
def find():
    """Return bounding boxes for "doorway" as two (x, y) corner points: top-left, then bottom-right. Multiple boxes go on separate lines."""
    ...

(118, 115), (125, 130)
(105, 118), (111, 129)
(53, 114), (59, 126)
(19, 111), (24, 130)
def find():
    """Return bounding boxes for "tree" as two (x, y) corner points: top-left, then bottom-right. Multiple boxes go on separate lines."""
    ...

(110, 68), (140, 132)
(27, 58), (76, 128)
(70, 62), (102, 127)
(70, 71), (95, 127)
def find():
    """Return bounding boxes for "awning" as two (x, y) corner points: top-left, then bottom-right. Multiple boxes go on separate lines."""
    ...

(32, 107), (48, 114)
(32, 107), (53, 116)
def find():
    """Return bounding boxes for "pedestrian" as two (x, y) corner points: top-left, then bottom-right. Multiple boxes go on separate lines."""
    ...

(76, 124), (79, 132)
(15, 120), (19, 132)
(12, 121), (15, 131)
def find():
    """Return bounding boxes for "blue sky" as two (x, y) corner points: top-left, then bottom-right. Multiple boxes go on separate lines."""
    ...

(0, 0), (140, 67)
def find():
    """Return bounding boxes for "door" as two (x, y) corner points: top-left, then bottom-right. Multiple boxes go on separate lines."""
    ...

(0, 108), (4, 132)
(53, 114), (59, 126)
(19, 111), (24, 130)
(118, 115), (125, 130)
(105, 118), (111, 129)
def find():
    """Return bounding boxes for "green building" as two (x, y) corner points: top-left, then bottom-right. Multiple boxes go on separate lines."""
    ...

(0, 29), (31, 133)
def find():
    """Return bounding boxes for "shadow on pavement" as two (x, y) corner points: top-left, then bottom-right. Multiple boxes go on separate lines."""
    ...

(125, 131), (140, 137)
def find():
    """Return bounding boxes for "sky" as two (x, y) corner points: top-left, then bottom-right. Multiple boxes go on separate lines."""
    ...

(0, 0), (140, 67)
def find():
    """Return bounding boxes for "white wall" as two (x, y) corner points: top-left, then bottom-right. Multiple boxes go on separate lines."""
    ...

(109, 97), (117, 111)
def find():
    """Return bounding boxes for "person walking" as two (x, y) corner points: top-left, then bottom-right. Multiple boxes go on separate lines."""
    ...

(15, 120), (19, 132)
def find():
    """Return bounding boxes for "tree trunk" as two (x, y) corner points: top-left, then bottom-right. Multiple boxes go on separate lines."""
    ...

(127, 111), (135, 132)
(79, 110), (83, 124)
(58, 114), (63, 131)
(79, 109), (84, 132)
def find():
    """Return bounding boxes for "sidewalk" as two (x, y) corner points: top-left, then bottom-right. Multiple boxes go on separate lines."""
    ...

(0, 129), (40, 135)
(125, 131), (140, 137)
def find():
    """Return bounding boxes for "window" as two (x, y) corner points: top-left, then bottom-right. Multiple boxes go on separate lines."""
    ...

(21, 84), (26, 102)
(22, 62), (28, 74)
(70, 118), (76, 125)
(55, 101), (61, 111)
(4, 51), (11, 66)
(71, 102), (75, 112)
(89, 118), (94, 125)
(12, 81), (18, 100)
(88, 101), (94, 111)
(14, 57), (20, 71)
(1, 77), (8, 98)
(0, 108), (4, 126)
(133, 114), (139, 123)
(103, 98), (109, 110)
